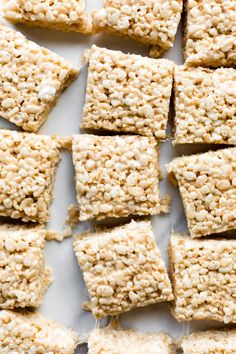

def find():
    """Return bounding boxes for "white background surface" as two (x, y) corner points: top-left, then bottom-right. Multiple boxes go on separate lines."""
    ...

(0, 1), (225, 352)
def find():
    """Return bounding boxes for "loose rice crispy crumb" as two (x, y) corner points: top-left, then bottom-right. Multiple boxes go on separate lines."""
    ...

(82, 45), (174, 139)
(174, 66), (236, 145)
(170, 233), (236, 323)
(88, 328), (174, 354)
(3, 0), (92, 34)
(72, 134), (161, 221)
(92, 0), (183, 54)
(0, 224), (51, 309)
(183, 0), (236, 67)
(180, 328), (236, 353)
(0, 310), (78, 353)
(167, 148), (236, 238)
(0, 25), (78, 132)
(73, 219), (173, 319)
(0, 129), (61, 224)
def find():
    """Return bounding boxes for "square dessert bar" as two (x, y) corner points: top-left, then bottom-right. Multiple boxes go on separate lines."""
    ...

(168, 148), (236, 238)
(174, 66), (236, 145)
(180, 329), (236, 353)
(184, 0), (236, 67)
(0, 25), (78, 132)
(169, 234), (236, 323)
(73, 220), (173, 319)
(0, 224), (51, 309)
(88, 328), (173, 354)
(0, 310), (78, 353)
(72, 134), (161, 221)
(92, 1), (183, 53)
(0, 130), (60, 224)
(82, 46), (174, 139)
(3, 0), (91, 33)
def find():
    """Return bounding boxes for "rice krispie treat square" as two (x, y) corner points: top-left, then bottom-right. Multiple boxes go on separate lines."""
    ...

(184, 0), (236, 67)
(92, 1), (183, 54)
(174, 66), (236, 145)
(0, 224), (51, 309)
(72, 134), (161, 221)
(180, 329), (236, 353)
(169, 234), (236, 323)
(88, 328), (174, 354)
(0, 130), (60, 224)
(168, 148), (236, 238)
(82, 46), (174, 139)
(73, 220), (173, 319)
(0, 25), (78, 132)
(0, 310), (78, 353)
(3, 0), (91, 33)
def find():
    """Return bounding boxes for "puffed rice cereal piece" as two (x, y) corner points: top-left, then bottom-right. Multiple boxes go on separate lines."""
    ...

(3, 0), (91, 33)
(0, 224), (51, 309)
(0, 310), (78, 353)
(88, 328), (174, 354)
(168, 148), (236, 238)
(170, 233), (236, 323)
(0, 129), (60, 224)
(72, 134), (161, 221)
(183, 0), (236, 67)
(180, 328), (236, 353)
(82, 45), (174, 139)
(73, 219), (173, 319)
(174, 66), (236, 145)
(92, 0), (183, 55)
(0, 25), (78, 132)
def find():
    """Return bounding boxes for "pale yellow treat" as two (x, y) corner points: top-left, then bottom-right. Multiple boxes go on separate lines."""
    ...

(170, 234), (236, 323)
(3, 0), (91, 33)
(0, 130), (61, 224)
(184, 0), (236, 67)
(0, 25), (78, 132)
(168, 148), (236, 238)
(0, 310), (78, 353)
(72, 134), (161, 221)
(92, 0), (183, 54)
(0, 224), (51, 309)
(174, 66), (236, 145)
(180, 329), (236, 353)
(82, 46), (174, 139)
(88, 328), (174, 354)
(73, 220), (173, 319)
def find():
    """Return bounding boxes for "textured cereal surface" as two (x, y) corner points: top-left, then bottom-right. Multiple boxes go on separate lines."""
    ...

(180, 329), (236, 353)
(0, 224), (51, 309)
(92, 0), (183, 50)
(88, 328), (174, 354)
(3, 0), (91, 33)
(73, 220), (173, 319)
(0, 130), (60, 224)
(174, 66), (236, 145)
(184, 0), (236, 67)
(0, 310), (78, 353)
(168, 148), (236, 238)
(82, 45), (174, 139)
(0, 25), (78, 132)
(170, 234), (236, 323)
(72, 134), (161, 221)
